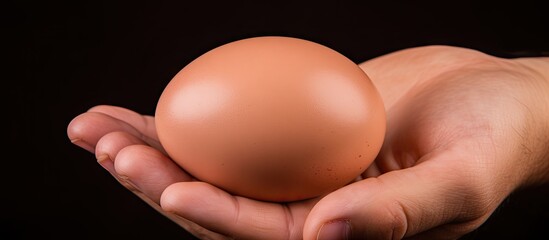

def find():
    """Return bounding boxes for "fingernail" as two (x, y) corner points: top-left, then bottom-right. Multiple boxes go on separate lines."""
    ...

(97, 154), (114, 172)
(317, 220), (351, 240)
(97, 155), (140, 191)
(117, 174), (140, 191)
(71, 138), (94, 153)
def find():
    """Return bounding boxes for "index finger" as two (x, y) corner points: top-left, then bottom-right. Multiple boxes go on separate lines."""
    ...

(87, 105), (158, 140)
(67, 105), (163, 153)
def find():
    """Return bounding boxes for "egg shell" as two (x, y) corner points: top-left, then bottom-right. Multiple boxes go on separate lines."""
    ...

(155, 36), (386, 202)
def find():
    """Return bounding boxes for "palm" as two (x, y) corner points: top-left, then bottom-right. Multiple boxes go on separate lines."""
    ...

(363, 46), (502, 177)
(303, 46), (538, 239)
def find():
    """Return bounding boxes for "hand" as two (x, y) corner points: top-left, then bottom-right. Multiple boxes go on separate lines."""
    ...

(67, 105), (317, 240)
(67, 46), (549, 239)
(303, 46), (549, 239)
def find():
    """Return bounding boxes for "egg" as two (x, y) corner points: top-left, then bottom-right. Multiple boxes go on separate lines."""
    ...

(155, 36), (386, 202)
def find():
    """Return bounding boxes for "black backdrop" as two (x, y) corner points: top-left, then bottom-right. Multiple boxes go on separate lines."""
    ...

(7, 0), (549, 239)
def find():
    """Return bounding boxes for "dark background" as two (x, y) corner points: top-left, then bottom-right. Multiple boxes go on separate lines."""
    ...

(6, 0), (549, 239)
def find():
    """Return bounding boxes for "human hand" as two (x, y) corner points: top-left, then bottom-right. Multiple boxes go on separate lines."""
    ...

(67, 105), (318, 240)
(67, 45), (549, 240)
(303, 46), (549, 239)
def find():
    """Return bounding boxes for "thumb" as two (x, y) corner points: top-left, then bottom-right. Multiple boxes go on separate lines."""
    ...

(303, 159), (493, 240)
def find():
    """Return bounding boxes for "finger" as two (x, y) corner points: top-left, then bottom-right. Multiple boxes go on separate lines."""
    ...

(94, 131), (169, 208)
(114, 144), (192, 203)
(87, 105), (158, 141)
(160, 181), (316, 240)
(94, 133), (166, 216)
(107, 176), (230, 240)
(67, 111), (164, 153)
(303, 157), (493, 240)
(95, 133), (228, 239)
(95, 131), (146, 173)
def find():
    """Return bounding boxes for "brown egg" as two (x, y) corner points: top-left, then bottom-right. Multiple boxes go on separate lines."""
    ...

(155, 36), (385, 202)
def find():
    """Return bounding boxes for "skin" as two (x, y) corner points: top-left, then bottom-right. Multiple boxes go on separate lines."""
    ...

(67, 46), (549, 240)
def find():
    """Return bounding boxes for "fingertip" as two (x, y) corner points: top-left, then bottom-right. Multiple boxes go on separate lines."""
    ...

(112, 144), (193, 203)
(96, 154), (115, 172)
(160, 182), (187, 213)
(70, 138), (95, 153)
(303, 184), (357, 240)
(95, 131), (144, 163)
(67, 113), (96, 152)
(160, 182), (216, 215)
(68, 111), (128, 152)
(113, 145), (149, 179)
(87, 104), (115, 113)
(304, 178), (408, 240)
(316, 219), (351, 240)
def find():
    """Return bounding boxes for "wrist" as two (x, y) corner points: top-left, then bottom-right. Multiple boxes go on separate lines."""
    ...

(513, 57), (549, 186)
(534, 67), (549, 185)
(530, 59), (549, 185)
